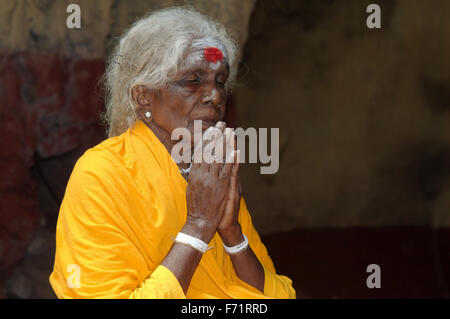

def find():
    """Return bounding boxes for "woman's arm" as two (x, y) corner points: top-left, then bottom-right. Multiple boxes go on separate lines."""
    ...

(219, 204), (296, 298)
(217, 149), (295, 298)
(160, 219), (215, 294)
(223, 198), (297, 299)
(219, 224), (265, 293)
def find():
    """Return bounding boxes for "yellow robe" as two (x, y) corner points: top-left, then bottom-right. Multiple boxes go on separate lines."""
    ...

(49, 119), (296, 299)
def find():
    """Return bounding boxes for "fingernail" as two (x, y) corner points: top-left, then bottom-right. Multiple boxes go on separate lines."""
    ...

(216, 121), (225, 128)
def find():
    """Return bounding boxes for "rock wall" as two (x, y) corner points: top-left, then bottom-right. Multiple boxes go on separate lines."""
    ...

(234, 0), (450, 233)
(0, 0), (255, 59)
(0, 0), (255, 298)
(0, 0), (449, 298)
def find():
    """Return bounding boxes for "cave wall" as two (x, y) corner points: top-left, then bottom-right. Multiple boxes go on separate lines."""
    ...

(0, 0), (449, 298)
(235, 0), (450, 233)
(0, 0), (255, 298)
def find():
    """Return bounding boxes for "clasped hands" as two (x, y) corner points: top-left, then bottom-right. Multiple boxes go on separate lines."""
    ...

(184, 121), (244, 248)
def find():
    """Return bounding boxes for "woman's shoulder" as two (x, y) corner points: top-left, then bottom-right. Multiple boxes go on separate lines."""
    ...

(71, 134), (132, 183)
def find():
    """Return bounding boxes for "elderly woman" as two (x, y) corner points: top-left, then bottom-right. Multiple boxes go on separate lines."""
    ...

(49, 7), (295, 299)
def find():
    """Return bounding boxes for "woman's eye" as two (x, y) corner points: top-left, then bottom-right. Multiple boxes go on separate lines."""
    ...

(185, 77), (200, 83)
(175, 77), (200, 89)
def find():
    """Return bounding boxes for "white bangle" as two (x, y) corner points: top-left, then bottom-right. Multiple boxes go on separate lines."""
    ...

(174, 232), (212, 254)
(223, 234), (249, 255)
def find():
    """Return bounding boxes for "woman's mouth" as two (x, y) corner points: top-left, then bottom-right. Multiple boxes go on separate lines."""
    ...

(199, 119), (217, 131)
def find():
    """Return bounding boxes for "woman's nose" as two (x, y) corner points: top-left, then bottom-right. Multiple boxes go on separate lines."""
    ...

(201, 87), (220, 107)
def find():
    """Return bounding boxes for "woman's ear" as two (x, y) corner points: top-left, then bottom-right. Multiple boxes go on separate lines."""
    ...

(131, 85), (152, 108)
(131, 85), (154, 123)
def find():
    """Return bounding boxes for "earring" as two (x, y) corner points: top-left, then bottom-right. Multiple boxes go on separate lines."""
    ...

(145, 111), (151, 118)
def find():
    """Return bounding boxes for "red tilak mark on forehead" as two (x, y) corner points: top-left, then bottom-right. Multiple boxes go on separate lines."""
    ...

(203, 47), (223, 63)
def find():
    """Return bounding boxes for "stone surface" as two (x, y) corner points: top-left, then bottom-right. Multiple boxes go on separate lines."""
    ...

(263, 226), (450, 298)
(0, 52), (105, 293)
(0, 54), (41, 280)
(234, 0), (450, 233)
(0, 0), (449, 298)
(0, 0), (256, 59)
(5, 221), (57, 299)
(7, 274), (34, 299)
(0, 0), (256, 298)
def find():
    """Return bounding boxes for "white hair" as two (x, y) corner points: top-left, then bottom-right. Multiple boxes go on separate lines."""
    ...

(102, 6), (239, 137)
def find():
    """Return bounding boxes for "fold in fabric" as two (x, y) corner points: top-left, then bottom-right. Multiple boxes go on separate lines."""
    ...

(49, 120), (296, 299)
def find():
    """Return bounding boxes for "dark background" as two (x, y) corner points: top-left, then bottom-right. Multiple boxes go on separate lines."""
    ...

(0, 0), (449, 298)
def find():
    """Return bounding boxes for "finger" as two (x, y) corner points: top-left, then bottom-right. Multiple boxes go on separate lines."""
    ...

(233, 129), (238, 151)
(226, 150), (241, 223)
(191, 132), (205, 170)
(238, 175), (243, 196)
(224, 129), (237, 168)
(213, 127), (231, 175)
(194, 124), (218, 170)
(214, 121), (227, 166)
(203, 124), (220, 141)
(216, 121), (226, 133)
(231, 151), (241, 219)
(223, 128), (233, 165)
(209, 132), (226, 176)
(206, 121), (226, 174)
(219, 149), (236, 181)
(230, 150), (240, 187)
(202, 139), (215, 175)
(221, 129), (235, 174)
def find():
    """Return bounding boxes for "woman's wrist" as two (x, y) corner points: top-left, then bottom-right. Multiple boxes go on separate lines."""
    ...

(182, 216), (216, 243)
(218, 223), (244, 247)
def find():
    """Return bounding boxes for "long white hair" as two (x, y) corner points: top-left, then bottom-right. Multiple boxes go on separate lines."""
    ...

(102, 6), (239, 137)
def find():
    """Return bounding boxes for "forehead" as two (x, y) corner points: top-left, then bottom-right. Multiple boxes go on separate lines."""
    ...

(190, 37), (227, 59)
(179, 48), (229, 74)
(179, 37), (228, 70)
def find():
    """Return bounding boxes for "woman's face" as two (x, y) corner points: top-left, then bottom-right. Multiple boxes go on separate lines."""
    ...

(137, 54), (230, 144)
